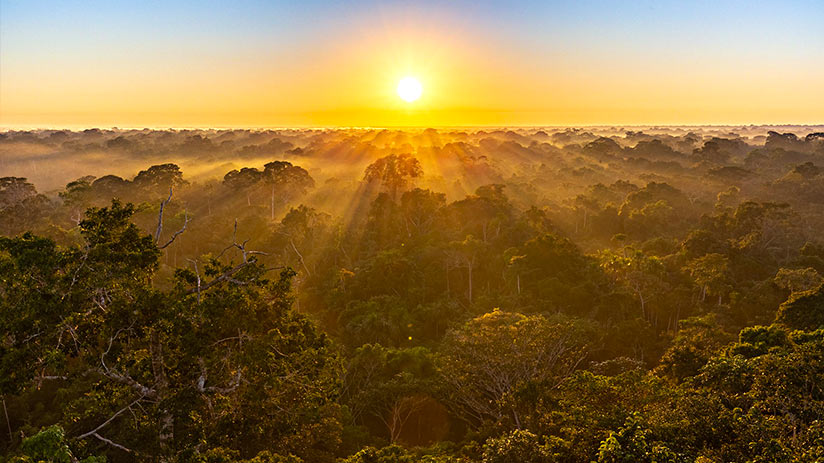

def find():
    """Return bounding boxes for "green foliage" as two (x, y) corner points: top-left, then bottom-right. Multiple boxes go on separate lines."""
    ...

(17, 426), (74, 463)
(191, 448), (303, 463)
(657, 315), (732, 381)
(437, 310), (593, 427)
(775, 283), (824, 330)
(507, 233), (604, 315)
(1, 201), (341, 462)
(342, 344), (440, 444)
(5, 131), (824, 463)
(481, 430), (555, 463)
(595, 415), (682, 463)
(774, 267), (823, 293)
(11, 426), (105, 463)
(730, 324), (792, 357)
(338, 445), (416, 463)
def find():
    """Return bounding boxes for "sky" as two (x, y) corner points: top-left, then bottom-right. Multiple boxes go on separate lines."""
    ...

(1, 0), (822, 127)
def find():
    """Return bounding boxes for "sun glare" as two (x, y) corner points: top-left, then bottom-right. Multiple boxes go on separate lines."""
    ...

(397, 77), (423, 103)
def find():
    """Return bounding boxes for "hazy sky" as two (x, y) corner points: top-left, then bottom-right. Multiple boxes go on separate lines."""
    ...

(1, 0), (822, 127)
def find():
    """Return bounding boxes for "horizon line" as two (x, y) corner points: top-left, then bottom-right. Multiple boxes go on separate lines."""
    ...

(3, 123), (824, 132)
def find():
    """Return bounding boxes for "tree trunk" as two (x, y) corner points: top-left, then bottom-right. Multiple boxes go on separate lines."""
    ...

(637, 288), (646, 320)
(468, 262), (473, 304)
(445, 262), (450, 295)
(151, 331), (173, 460)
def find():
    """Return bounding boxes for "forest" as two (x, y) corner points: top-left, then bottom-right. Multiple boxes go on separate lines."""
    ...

(2, 126), (824, 462)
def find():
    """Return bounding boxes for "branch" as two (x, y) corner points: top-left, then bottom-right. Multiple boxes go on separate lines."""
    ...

(290, 239), (311, 276)
(185, 261), (252, 295)
(88, 432), (133, 453)
(155, 187), (173, 244)
(197, 358), (243, 394)
(188, 258), (202, 303)
(187, 221), (280, 295)
(76, 395), (144, 442)
(219, 220), (268, 263)
(158, 211), (189, 249)
(99, 327), (156, 399)
(62, 247), (89, 300)
(97, 368), (156, 399)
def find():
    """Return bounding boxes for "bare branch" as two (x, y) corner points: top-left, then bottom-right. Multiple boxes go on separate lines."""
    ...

(219, 220), (268, 263)
(188, 258), (202, 303)
(185, 261), (250, 294)
(62, 246), (89, 300)
(196, 357), (244, 395)
(76, 395), (144, 441)
(99, 327), (156, 399)
(155, 187), (174, 243)
(158, 211), (190, 249)
(290, 239), (311, 276)
(89, 432), (133, 453)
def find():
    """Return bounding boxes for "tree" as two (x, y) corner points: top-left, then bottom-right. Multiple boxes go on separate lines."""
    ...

(223, 167), (263, 206)
(437, 310), (591, 428)
(482, 430), (555, 463)
(445, 185), (512, 244)
(0, 201), (341, 461)
(399, 188), (446, 238)
(59, 176), (97, 224)
(342, 345), (440, 444)
(600, 250), (670, 325)
(10, 425), (105, 463)
(656, 315), (731, 381)
(774, 267), (823, 294)
(675, 325), (824, 461)
(0, 177), (50, 237)
(686, 254), (732, 305)
(262, 161), (314, 220)
(273, 205), (331, 277)
(595, 414), (682, 463)
(505, 233), (602, 315)
(363, 154), (422, 199)
(133, 164), (186, 197)
(775, 283), (824, 330)
(338, 445), (416, 463)
(446, 235), (485, 304)
(0, 177), (38, 210)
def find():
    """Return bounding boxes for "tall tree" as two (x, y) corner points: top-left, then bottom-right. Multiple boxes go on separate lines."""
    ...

(0, 201), (341, 462)
(363, 154), (422, 199)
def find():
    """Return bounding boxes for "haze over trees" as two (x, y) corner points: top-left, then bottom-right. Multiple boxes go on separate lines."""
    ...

(2, 126), (824, 462)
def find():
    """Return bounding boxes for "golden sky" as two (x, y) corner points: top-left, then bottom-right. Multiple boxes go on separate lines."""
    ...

(1, 0), (822, 128)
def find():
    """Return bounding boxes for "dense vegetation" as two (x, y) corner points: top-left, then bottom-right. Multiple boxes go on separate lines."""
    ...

(2, 126), (824, 462)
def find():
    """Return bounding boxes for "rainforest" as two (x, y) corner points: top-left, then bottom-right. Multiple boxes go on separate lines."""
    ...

(2, 126), (824, 462)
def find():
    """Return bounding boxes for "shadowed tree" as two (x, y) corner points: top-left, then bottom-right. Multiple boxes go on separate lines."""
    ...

(133, 163), (187, 198)
(363, 153), (423, 199)
(686, 253), (732, 305)
(447, 235), (485, 304)
(775, 283), (824, 331)
(437, 310), (592, 428)
(0, 177), (38, 209)
(0, 177), (49, 236)
(774, 267), (823, 294)
(0, 201), (341, 462)
(223, 167), (263, 206)
(262, 161), (315, 220)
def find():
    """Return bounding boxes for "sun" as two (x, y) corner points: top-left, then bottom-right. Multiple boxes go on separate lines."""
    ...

(397, 76), (423, 103)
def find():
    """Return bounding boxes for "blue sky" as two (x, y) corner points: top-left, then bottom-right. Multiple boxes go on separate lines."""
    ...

(1, 0), (822, 126)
